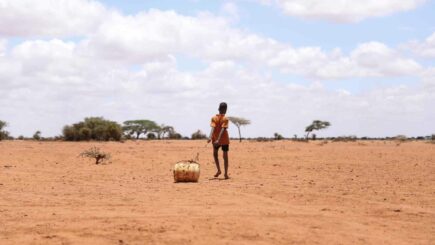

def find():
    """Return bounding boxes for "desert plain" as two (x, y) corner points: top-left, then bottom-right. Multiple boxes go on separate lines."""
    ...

(0, 140), (434, 244)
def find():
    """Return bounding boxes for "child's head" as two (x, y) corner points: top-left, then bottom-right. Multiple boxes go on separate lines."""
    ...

(218, 102), (227, 114)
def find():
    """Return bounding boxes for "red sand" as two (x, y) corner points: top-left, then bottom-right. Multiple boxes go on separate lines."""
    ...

(0, 140), (434, 244)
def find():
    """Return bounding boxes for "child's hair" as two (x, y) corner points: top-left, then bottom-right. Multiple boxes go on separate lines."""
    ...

(219, 102), (227, 113)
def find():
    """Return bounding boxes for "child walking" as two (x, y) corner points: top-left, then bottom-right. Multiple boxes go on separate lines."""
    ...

(207, 102), (230, 179)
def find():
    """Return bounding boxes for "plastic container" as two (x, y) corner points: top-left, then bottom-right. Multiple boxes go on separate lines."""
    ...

(173, 161), (200, 182)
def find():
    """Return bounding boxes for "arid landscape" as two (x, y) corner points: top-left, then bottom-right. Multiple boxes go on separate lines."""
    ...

(0, 140), (434, 244)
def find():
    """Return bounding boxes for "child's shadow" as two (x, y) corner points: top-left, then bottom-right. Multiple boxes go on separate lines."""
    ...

(208, 177), (230, 181)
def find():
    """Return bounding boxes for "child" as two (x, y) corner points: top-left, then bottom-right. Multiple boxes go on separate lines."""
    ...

(207, 102), (230, 179)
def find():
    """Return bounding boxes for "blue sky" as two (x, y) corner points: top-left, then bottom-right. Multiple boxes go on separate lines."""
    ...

(0, 0), (434, 137)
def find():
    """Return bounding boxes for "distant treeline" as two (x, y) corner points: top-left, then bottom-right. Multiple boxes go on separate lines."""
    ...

(0, 118), (434, 142)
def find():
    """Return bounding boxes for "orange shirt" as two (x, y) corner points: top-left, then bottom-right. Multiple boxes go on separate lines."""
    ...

(210, 114), (229, 145)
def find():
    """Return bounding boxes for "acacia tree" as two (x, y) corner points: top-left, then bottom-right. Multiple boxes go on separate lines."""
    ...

(0, 120), (9, 141)
(33, 131), (41, 141)
(122, 120), (159, 139)
(155, 124), (175, 139)
(305, 120), (330, 140)
(228, 116), (251, 142)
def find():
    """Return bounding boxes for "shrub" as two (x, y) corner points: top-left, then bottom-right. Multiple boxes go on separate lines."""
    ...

(395, 135), (407, 142)
(33, 131), (41, 141)
(147, 132), (156, 139)
(168, 132), (182, 139)
(79, 127), (92, 141)
(63, 117), (122, 141)
(191, 130), (207, 140)
(333, 135), (357, 142)
(80, 147), (111, 164)
(274, 133), (284, 140)
(0, 120), (9, 141)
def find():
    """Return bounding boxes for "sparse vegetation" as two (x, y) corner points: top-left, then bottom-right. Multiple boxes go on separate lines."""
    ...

(395, 135), (408, 146)
(305, 120), (331, 140)
(274, 132), (284, 140)
(156, 124), (175, 139)
(168, 132), (183, 139)
(191, 130), (207, 140)
(33, 131), (41, 141)
(333, 135), (357, 142)
(63, 117), (122, 141)
(0, 120), (9, 141)
(147, 132), (156, 139)
(228, 116), (251, 142)
(122, 120), (159, 139)
(79, 147), (111, 164)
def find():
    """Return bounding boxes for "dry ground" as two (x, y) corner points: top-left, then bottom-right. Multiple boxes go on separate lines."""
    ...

(0, 140), (434, 244)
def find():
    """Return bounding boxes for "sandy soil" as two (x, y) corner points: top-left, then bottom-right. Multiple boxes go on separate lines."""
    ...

(0, 140), (434, 244)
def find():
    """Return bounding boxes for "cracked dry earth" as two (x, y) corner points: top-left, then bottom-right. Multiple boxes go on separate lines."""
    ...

(0, 140), (434, 244)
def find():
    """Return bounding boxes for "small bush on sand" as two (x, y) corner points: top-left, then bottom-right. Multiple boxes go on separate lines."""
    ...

(80, 147), (111, 165)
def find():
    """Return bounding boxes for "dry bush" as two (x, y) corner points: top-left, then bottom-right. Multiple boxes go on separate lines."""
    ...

(333, 135), (357, 142)
(395, 135), (408, 146)
(79, 147), (111, 164)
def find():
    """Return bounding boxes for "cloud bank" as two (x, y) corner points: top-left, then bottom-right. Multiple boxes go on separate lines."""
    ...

(0, 0), (433, 138)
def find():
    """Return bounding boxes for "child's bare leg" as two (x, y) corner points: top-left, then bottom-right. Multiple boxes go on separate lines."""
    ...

(213, 147), (221, 177)
(223, 151), (229, 179)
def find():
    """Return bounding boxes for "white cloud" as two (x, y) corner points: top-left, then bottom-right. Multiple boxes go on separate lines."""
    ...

(0, 2), (432, 138)
(79, 9), (422, 80)
(267, 42), (422, 79)
(221, 2), (240, 21)
(406, 32), (435, 58)
(268, 0), (427, 22)
(0, 38), (432, 138)
(0, 0), (109, 37)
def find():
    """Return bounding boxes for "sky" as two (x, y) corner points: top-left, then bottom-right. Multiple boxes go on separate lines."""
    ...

(0, 0), (434, 138)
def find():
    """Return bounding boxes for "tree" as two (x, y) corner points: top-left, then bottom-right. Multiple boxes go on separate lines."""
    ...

(33, 131), (41, 141)
(191, 130), (207, 140)
(305, 120), (331, 139)
(63, 117), (122, 141)
(122, 120), (159, 139)
(274, 132), (284, 140)
(0, 120), (10, 141)
(155, 124), (175, 139)
(227, 116), (251, 142)
(168, 132), (182, 139)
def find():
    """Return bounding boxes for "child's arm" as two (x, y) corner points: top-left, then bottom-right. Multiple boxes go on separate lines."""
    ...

(207, 127), (215, 143)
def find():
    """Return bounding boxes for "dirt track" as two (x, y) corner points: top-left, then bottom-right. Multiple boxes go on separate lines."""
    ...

(0, 140), (434, 244)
